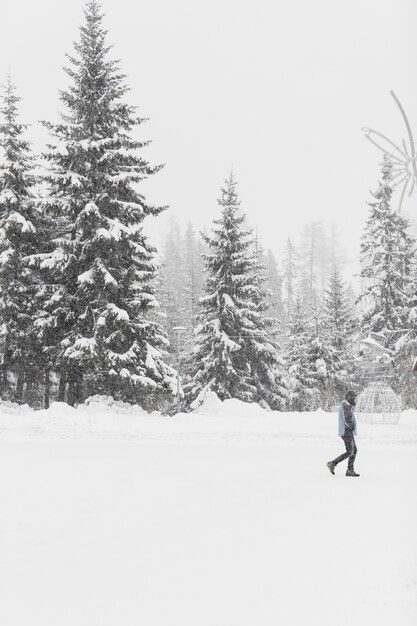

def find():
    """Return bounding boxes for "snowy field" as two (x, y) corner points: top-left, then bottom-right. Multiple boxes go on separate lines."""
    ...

(1, 395), (417, 626)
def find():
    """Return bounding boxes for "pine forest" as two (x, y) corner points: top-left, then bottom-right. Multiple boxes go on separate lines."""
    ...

(0, 0), (416, 413)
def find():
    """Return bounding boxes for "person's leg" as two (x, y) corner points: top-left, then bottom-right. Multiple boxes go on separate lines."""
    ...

(347, 437), (357, 471)
(331, 436), (350, 466)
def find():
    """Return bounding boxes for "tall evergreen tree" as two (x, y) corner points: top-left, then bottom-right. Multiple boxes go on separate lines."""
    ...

(329, 223), (347, 272)
(0, 76), (41, 402)
(303, 303), (339, 409)
(359, 156), (414, 353)
(394, 258), (417, 408)
(285, 299), (321, 411)
(252, 236), (267, 302)
(321, 268), (358, 405)
(298, 222), (321, 307)
(250, 235), (286, 408)
(264, 248), (284, 330)
(285, 293), (354, 411)
(282, 238), (297, 320)
(325, 269), (357, 349)
(189, 174), (285, 409)
(36, 1), (176, 407)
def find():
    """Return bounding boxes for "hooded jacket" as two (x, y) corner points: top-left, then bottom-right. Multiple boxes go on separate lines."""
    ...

(338, 399), (358, 436)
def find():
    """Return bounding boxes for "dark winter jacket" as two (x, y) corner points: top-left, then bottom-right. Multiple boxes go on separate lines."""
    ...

(338, 400), (358, 436)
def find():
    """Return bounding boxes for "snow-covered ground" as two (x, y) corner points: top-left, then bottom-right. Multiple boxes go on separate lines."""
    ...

(1, 392), (417, 445)
(1, 395), (417, 625)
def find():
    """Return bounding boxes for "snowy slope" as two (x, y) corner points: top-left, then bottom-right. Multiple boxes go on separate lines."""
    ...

(1, 395), (416, 626)
(0, 392), (416, 445)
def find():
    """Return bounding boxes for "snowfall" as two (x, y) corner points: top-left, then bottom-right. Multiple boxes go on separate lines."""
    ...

(1, 393), (416, 626)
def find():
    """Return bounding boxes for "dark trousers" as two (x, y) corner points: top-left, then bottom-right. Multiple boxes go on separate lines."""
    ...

(332, 434), (357, 471)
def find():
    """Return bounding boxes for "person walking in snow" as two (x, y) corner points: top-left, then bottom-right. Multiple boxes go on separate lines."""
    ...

(327, 390), (360, 477)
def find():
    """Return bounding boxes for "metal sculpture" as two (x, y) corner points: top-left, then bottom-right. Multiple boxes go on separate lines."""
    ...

(356, 381), (402, 425)
(356, 333), (401, 424)
(363, 91), (417, 211)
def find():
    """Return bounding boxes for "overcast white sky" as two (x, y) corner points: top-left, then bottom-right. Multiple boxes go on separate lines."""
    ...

(0, 0), (416, 272)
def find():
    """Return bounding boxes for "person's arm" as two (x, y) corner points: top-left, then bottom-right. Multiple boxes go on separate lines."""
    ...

(343, 402), (355, 432)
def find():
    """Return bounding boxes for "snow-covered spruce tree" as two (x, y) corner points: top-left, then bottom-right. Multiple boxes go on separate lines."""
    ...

(394, 258), (417, 408)
(304, 304), (339, 409)
(322, 268), (358, 405)
(189, 174), (285, 409)
(329, 223), (347, 273)
(325, 269), (357, 347)
(285, 298), (321, 411)
(285, 294), (351, 411)
(250, 236), (286, 409)
(36, 1), (176, 408)
(0, 76), (42, 403)
(282, 238), (297, 320)
(359, 155), (414, 354)
(298, 221), (324, 308)
(264, 248), (285, 332)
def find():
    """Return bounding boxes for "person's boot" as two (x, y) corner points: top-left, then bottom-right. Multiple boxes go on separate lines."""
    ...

(326, 461), (336, 475)
(346, 469), (360, 477)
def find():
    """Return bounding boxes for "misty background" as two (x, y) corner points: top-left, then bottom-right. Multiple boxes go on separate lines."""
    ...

(0, 0), (416, 279)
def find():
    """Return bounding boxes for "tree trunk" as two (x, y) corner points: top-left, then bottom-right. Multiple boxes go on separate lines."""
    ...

(25, 379), (33, 407)
(58, 369), (67, 402)
(44, 369), (50, 409)
(67, 379), (76, 407)
(1, 332), (10, 398)
(15, 371), (24, 404)
(67, 371), (83, 407)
